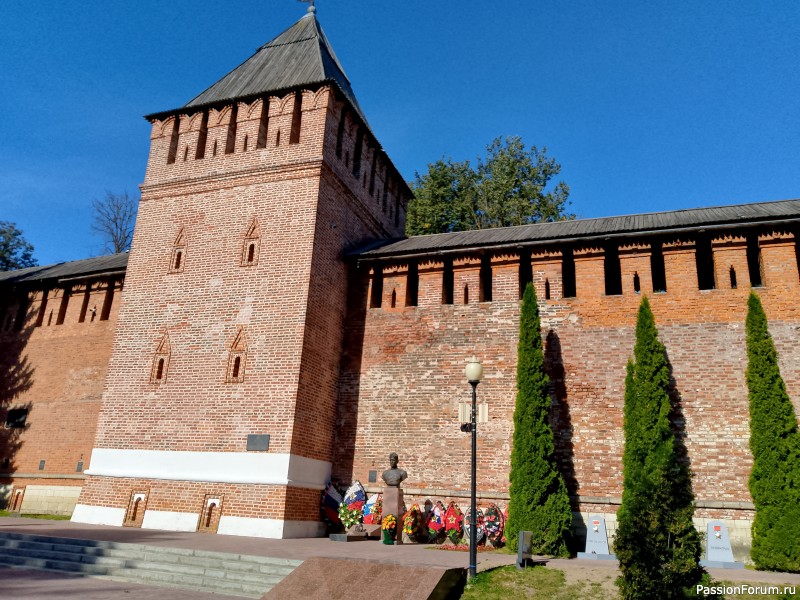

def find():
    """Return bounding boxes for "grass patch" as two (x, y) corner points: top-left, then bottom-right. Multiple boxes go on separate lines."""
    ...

(0, 510), (71, 520)
(461, 566), (609, 600)
(459, 567), (800, 599)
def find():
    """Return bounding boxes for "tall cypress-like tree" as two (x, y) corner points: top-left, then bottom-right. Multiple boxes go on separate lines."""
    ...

(614, 297), (704, 599)
(506, 282), (572, 555)
(746, 292), (800, 572)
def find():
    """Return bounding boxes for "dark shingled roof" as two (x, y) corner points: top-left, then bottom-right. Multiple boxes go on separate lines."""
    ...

(355, 199), (800, 259)
(0, 253), (128, 285)
(148, 11), (367, 125)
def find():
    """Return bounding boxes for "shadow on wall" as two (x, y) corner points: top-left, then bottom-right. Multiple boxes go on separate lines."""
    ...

(0, 311), (35, 509)
(330, 264), (369, 485)
(544, 331), (578, 502)
(664, 348), (695, 505)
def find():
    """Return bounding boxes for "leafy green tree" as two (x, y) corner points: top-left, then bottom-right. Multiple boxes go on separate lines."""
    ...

(614, 297), (704, 599)
(746, 292), (800, 572)
(0, 221), (37, 271)
(406, 136), (572, 236)
(506, 282), (572, 555)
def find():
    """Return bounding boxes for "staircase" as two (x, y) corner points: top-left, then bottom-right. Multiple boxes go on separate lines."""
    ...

(0, 531), (302, 598)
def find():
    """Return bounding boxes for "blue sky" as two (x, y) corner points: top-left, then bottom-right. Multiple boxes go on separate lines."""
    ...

(3, 1), (800, 266)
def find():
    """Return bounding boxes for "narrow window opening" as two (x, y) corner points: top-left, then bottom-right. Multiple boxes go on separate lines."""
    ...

(290, 91), (302, 144)
(394, 198), (401, 227)
(479, 255), (492, 302)
(336, 108), (347, 158)
(79, 288), (90, 323)
(5, 408), (28, 428)
(130, 498), (140, 522)
(369, 267), (383, 308)
(730, 265), (738, 289)
(650, 242), (667, 293)
(195, 111), (209, 159)
(56, 287), (70, 325)
(390, 289), (397, 308)
(174, 251), (183, 271)
(746, 234), (763, 287)
(205, 504), (215, 528)
(225, 104), (238, 154)
(212, 140), (218, 157)
(100, 280), (114, 321)
(232, 356), (241, 379)
(794, 231), (800, 282)
(155, 358), (164, 381)
(696, 236), (716, 290)
(562, 247), (576, 298)
(518, 250), (532, 300)
(257, 99), (270, 149)
(167, 116), (180, 164)
(463, 285), (469, 305)
(13, 295), (28, 331)
(183, 146), (189, 161)
(35, 290), (49, 327)
(545, 278), (551, 300)
(242, 135), (248, 152)
(633, 272), (641, 294)
(369, 153), (377, 196)
(604, 244), (622, 295)
(405, 262), (419, 307)
(247, 243), (255, 264)
(442, 259), (454, 305)
(275, 130), (281, 147)
(352, 128), (364, 177)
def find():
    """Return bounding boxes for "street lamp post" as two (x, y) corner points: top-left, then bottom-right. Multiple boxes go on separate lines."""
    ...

(464, 357), (483, 579)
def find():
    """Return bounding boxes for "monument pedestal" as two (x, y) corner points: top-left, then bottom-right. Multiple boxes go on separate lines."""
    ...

(383, 487), (404, 545)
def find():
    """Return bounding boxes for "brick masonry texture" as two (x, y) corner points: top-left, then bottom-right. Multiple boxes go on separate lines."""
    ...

(0, 276), (122, 499)
(77, 84), (411, 523)
(336, 234), (800, 538)
(3, 18), (799, 552)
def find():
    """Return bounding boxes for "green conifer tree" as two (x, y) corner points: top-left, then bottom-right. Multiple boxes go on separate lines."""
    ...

(614, 297), (705, 599)
(746, 292), (800, 572)
(506, 282), (572, 555)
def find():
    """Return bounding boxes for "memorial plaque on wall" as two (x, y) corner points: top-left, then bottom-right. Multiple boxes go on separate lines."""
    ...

(577, 515), (617, 560)
(700, 520), (743, 569)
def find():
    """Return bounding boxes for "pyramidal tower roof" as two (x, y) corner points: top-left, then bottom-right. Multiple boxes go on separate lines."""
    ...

(177, 9), (367, 123)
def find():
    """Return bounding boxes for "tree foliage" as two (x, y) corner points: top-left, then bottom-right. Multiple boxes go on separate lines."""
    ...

(0, 221), (37, 271)
(406, 136), (573, 236)
(91, 191), (137, 254)
(506, 282), (572, 556)
(614, 297), (705, 599)
(745, 292), (800, 572)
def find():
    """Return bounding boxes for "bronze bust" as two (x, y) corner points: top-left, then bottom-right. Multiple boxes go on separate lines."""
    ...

(381, 452), (408, 487)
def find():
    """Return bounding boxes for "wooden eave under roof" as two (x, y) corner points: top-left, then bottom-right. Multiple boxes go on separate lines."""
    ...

(0, 253), (129, 285)
(353, 199), (800, 262)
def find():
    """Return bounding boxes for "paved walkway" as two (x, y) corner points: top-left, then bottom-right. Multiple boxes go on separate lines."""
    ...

(1, 517), (798, 598)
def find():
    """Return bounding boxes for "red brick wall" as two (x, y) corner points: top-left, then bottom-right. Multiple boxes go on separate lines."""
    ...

(0, 276), (123, 495)
(336, 231), (800, 524)
(79, 84), (410, 520)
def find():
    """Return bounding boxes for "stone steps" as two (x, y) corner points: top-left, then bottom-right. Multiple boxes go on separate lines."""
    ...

(0, 532), (302, 598)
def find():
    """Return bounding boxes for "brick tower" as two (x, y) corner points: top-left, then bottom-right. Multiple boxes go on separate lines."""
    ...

(73, 6), (410, 537)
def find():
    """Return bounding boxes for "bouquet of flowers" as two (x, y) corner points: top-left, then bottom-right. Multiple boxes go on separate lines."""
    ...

(381, 514), (397, 544)
(402, 504), (424, 542)
(338, 503), (362, 530)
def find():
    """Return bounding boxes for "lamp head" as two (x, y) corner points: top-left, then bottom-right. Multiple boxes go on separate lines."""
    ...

(465, 357), (483, 383)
